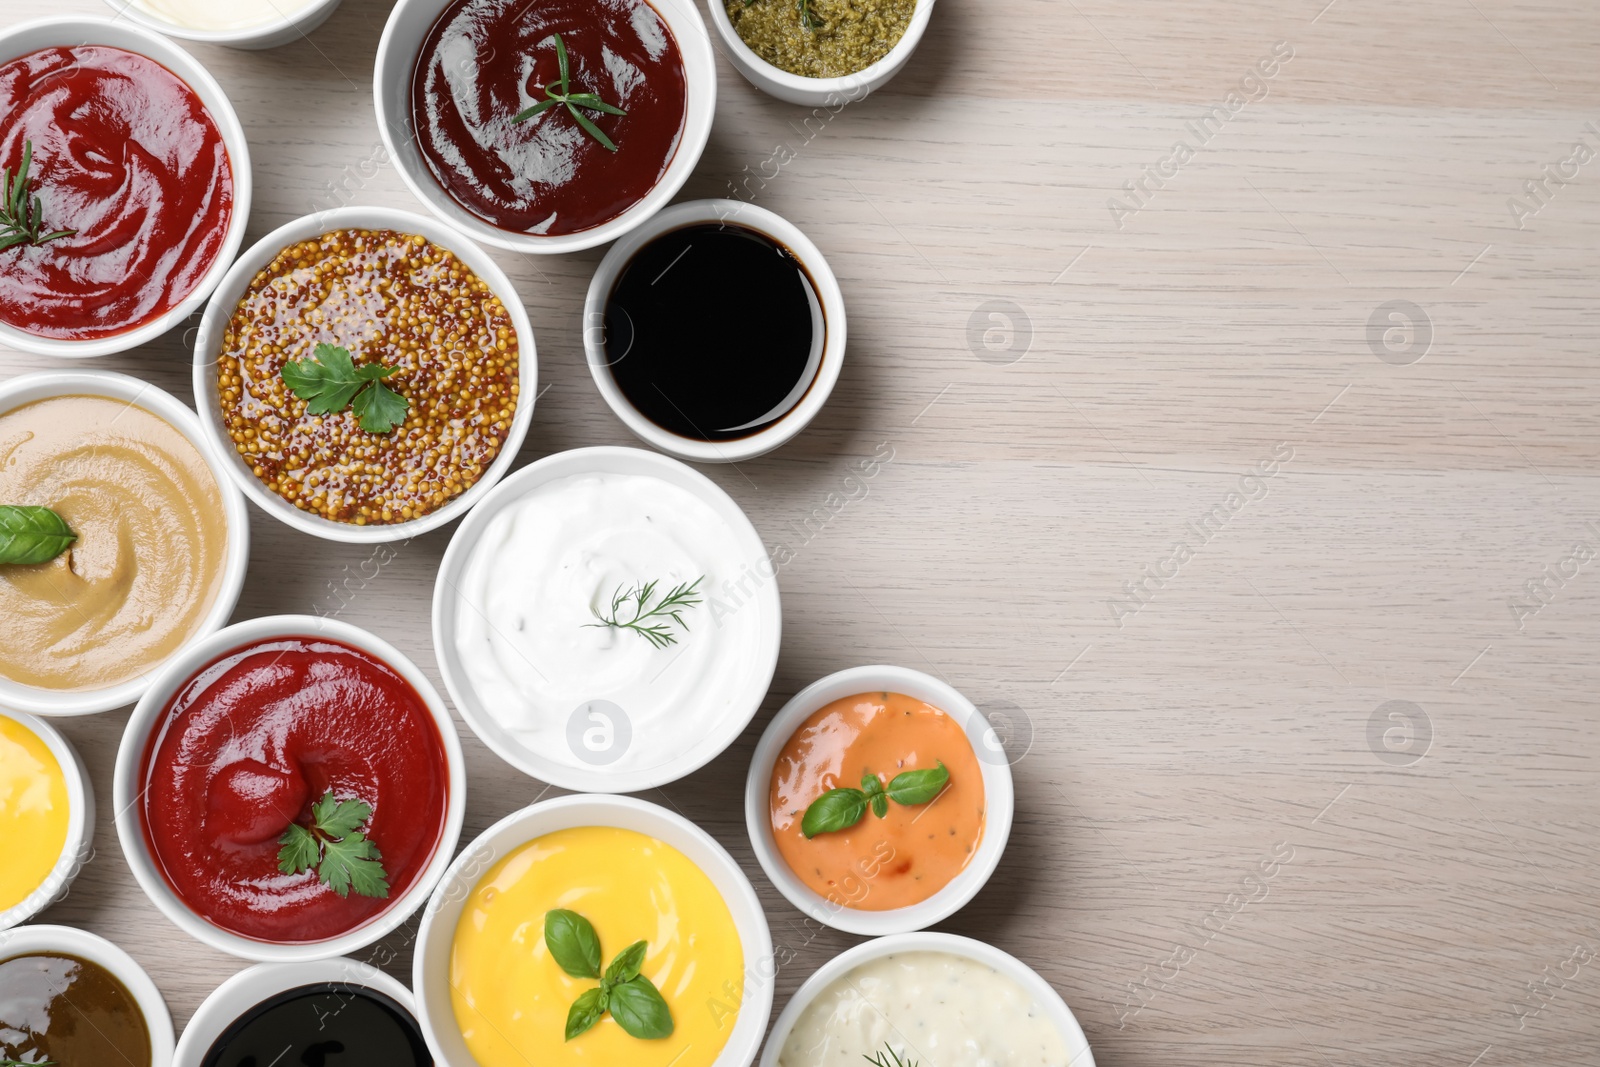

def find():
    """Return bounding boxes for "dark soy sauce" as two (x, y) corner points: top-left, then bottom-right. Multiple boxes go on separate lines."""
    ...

(201, 982), (432, 1067)
(603, 222), (825, 441)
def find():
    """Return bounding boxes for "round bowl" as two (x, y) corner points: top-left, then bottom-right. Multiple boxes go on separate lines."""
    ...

(759, 931), (1095, 1067)
(704, 0), (935, 106)
(0, 370), (250, 716)
(0, 924), (177, 1066)
(0, 709), (93, 930)
(175, 958), (423, 1066)
(113, 614), (468, 963)
(583, 198), (845, 463)
(433, 445), (781, 793)
(191, 205), (538, 545)
(100, 0), (344, 50)
(0, 17), (253, 357)
(413, 793), (774, 1067)
(745, 665), (1013, 936)
(374, 0), (718, 254)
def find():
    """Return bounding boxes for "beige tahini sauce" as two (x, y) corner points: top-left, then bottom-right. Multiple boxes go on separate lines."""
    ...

(778, 951), (1070, 1067)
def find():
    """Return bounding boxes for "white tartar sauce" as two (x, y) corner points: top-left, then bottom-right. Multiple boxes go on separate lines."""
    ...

(779, 952), (1071, 1067)
(129, 0), (320, 32)
(453, 472), (768, 775)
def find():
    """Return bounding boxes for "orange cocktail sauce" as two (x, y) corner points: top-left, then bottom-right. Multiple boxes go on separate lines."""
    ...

(769, 692), (985, 911)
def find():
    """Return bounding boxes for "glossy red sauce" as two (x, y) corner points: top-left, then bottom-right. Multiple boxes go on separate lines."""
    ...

(138, 637), (449, 944)
(0, 46), (233, 340)
(411, 0), (686, 236)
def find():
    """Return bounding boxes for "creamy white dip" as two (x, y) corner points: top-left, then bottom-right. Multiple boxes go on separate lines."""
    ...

(128, 0), (320, 32)
(779, 951), (1071, 1067)
(453, 472), (768, 775)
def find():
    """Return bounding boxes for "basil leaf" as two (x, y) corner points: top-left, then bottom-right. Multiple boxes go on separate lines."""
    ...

(871, 792), (889, 818)
(800, 787), (868, 838)
(885, 761), (950, 807)
(607, 975), (673, 1039)
(565, 986), (606, 1041)
(0, 505), (76, 565)
(860, 772), (883, 797)
(546, 909), (603, 978)
(604, 940), (648, 987)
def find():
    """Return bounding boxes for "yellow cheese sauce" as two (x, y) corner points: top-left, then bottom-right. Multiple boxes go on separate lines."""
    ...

(0, 715), (69, 912)
(450, 826), (744, 1067)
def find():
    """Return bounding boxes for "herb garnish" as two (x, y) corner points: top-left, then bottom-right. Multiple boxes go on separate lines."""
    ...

(281, 343), (410, 434)
(277, 790), (391, 899)
(545, 909), (674, 1041)
(513, 34), (628, 152)
(742, 0), (824, 32)
(584, 576), (704, 649)
(0, 505), (76, 565)
(0, 141), (75, 253)
(864, 1044), (917, 1067)
(801, 761), (950, 838)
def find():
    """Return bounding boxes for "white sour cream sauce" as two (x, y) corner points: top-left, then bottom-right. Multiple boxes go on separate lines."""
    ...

(129, 0), (320, 32)
(454, 472), (767, 774)
(779, 952), (1071, 1067)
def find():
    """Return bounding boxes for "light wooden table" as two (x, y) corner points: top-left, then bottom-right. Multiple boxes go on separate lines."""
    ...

(5, 0), (1600, 1063)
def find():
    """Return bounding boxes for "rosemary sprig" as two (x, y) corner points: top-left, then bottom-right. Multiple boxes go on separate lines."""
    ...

(584, 576), (704, 649)
(513, 33), (628, 152)
(864, 1044), (917, 1067)
(0, 141), (75, 253)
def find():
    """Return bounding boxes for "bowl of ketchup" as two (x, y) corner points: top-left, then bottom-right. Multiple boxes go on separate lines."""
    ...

(0, 17), (251, 357)
(112, 614), (467, 963)
(374, 0), (716, 254)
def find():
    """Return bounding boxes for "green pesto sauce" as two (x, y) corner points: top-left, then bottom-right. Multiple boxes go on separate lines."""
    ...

(727, 0), (916, 79)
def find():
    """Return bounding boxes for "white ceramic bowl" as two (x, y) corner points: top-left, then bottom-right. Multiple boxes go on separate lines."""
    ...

(432, 445), (781, 793)
(704, 0), (935, 106)
(583, 199), (845, 463)
(0, 17), (252, 357)
(759, 932), (1095, 1067)
(745, 665), (1013, 936)
(0, 710), (93, 930)
(101, 0), (344, 50)
(175, 958), (423, 1066)
(0, 924), (177, 1066)
(413, 793), (774, 1067)
(374, 0), (718, 254)
(0, 371), (250, 716)
(191, 205), (538, 544)
(113, 614), (468, 963)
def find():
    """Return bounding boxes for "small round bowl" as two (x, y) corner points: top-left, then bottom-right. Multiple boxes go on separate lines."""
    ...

(101, 0), (344, 50)
(705, 0), (935, 106)
(191, 205), (538, 545)
(433, 445), (781, 792)
(0, 17), (253, 357)
(374, 0), (718, 255)
(0, 371), (250, 717)
(113, 614), (468, 963)
(175, 958), (423, 1066)
(745, 665), (1013, 936)
(583, 199), (845, 463)
(760, 932), (1095, 1067)
(0, 710), (93, 930)
(0, 924), (177, 1066)
(413, 793), (774, 1067)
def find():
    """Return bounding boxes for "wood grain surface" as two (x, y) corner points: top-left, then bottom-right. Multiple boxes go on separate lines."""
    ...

(4, 0), (1600, 1064)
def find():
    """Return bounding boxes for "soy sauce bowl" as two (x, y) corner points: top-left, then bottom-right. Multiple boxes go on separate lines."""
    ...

(174, 959), (427, 1067)
(582, 199), (846, 463)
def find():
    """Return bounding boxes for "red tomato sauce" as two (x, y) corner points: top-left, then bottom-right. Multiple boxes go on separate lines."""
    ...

(0, 45), (234, 340)
(137, 637), (449, 944)
(410, 0), (686, 236)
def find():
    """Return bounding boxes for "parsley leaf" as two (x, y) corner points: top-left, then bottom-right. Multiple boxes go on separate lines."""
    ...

(280, 343), (409, 434)
(276, 789), (391, 900)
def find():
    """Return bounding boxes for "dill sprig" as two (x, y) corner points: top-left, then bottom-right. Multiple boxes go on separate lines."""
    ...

(584, 576), (704, 649)
(0, 141), (75, 253)
(863, 1044), (917, 1067)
